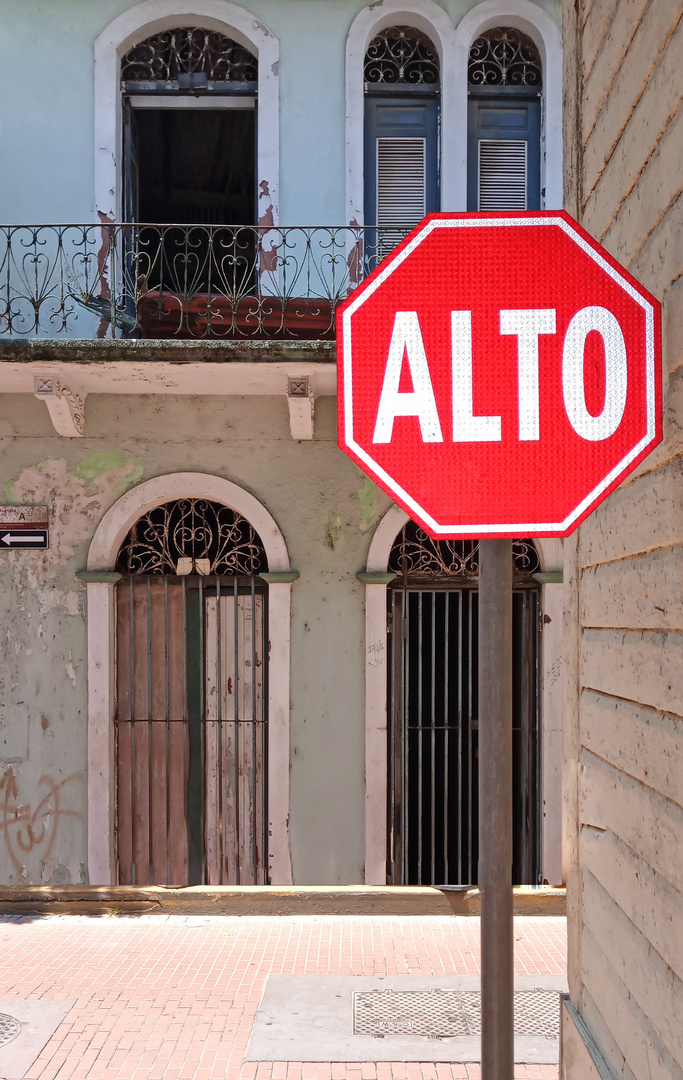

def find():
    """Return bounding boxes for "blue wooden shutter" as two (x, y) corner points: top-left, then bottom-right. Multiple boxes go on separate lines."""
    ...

(365, 95), (439, 256)
(467, 89), (541, 212)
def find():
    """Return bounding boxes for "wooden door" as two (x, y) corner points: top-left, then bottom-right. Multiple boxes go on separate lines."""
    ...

(115, 577), (267, 885)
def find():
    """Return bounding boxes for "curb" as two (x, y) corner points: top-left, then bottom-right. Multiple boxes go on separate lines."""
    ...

(0, 885), (565, 917)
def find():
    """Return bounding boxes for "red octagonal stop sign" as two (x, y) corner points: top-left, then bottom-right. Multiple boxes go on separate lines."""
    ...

(337, 211), (661, 538)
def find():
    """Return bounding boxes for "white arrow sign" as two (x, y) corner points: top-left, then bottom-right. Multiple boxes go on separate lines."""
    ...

(0, 530), (49, 548)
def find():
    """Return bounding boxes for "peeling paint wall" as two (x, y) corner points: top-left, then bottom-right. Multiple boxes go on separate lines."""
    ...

(0, 393), (391, 885)
(562, 2), (683, 1076)
(0, 398), (144, 884)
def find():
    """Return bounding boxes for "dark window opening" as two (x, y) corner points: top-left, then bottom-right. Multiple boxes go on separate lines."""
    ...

(121, 26), (257, 86)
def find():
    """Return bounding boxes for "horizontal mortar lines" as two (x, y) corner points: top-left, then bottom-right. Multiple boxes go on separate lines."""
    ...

(581, 4), (683, 211)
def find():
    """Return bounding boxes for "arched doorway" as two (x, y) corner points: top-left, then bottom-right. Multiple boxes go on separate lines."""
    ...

(364, 25), (440, 261)
(119, 26), (259, 335)
(386, 521), (541, 886)
(113, 497), (269, 886)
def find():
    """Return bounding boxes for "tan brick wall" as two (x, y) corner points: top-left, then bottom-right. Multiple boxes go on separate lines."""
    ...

(563, 1), (683, 1075)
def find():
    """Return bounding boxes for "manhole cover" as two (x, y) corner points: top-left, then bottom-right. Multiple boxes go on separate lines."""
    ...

(353, 989), (560, 1039)
(0, 1012), (21, 1047)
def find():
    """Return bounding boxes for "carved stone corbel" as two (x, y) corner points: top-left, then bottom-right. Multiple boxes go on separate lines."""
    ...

(286, 375), (314, 440)
(34, 376), (86, 438)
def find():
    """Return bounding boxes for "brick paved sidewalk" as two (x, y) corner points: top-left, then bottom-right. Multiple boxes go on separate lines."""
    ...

(0, 914), (566, 1080)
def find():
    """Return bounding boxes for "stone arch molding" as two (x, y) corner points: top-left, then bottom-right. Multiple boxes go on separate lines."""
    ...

(94, 0), (279, 224)
(362, 503), (563, 885)
(87, 471), (291, 572)
(345, 0), (562, 225)
(85, 473), (293, 886)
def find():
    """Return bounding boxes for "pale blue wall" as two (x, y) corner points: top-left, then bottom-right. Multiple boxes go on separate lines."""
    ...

(0, 0), (559, 223)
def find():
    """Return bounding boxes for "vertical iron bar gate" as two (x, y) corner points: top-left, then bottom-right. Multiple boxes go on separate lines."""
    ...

(387, 583), (540, 886)
(115, 575), (268, 886)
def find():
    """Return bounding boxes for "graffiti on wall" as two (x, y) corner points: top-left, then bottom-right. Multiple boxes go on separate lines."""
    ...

(0, 768), (83, 871)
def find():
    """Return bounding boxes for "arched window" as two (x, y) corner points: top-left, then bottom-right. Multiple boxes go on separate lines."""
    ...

(364, 27), (440, 258)
(114, 498), (269, 887)
(120, 27), (257, 83)
(120, 27), (258, 225)
(467, 27), (543, 211)
(386, 521), (541, 886)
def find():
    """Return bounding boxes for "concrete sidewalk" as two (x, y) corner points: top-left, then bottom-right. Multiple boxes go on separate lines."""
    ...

(0, 914), (566, 1080)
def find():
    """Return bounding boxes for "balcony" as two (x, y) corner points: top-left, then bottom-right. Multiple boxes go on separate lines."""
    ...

(0, 224), (405, 341)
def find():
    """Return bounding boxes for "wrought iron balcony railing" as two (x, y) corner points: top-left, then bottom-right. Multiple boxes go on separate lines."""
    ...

(0, 224), (408, 341)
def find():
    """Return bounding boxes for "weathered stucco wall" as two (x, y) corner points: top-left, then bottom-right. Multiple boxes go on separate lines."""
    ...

(0, 0), (559, 224)
(562, 1), (683, 1076)
(0, 392), (391, 885)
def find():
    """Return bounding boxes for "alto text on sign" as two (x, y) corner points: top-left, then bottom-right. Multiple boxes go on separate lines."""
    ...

(373, 306), (628, 445)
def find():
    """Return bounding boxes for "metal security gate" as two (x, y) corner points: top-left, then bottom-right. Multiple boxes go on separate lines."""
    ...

(113, 498), (269, 886)
(387, 526), (541, 886)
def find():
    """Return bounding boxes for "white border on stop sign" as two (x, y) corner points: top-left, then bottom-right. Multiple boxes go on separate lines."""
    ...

(341, 214), (658, 536)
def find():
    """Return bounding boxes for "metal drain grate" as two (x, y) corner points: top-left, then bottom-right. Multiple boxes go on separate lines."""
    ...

(353, 989), (560, 1040)
(0, 1012), (21, 1047)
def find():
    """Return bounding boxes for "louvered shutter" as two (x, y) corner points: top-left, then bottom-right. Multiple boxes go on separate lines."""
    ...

(376, 137), (426, 256)
(478, 139), (527, 211)
(467, 95), (540, 212)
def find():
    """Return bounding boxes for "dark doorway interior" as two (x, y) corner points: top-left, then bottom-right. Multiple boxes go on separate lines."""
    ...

(123, 105), (258, 321)
(134, 107), (255, 224)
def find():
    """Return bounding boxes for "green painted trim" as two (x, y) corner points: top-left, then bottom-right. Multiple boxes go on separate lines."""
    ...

(259, 571), (299, 584)
(532, 571), (563, 584)
(76, 571), (122, 584)
(357, 572), (396, 585)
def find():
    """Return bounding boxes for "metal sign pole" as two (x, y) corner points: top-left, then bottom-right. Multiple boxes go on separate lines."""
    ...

(478, 538), (514, 1079)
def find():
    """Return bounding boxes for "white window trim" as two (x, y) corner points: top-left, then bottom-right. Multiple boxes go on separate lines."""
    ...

(94, 0), (279, 225)
(85, 472), (293, 886)
(363, 504), (563, 885)
(345, 0), (562, 226)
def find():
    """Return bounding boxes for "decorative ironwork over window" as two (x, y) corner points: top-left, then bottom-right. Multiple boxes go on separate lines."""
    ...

(116, 499), (268, 576)
(468, 27), (542, 87)
(388, 521), (540, 582)
(365, 26), (440, 86)
(121, 27), (257, 84)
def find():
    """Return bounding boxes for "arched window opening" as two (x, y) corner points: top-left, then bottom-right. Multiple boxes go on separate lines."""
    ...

(468, 27), (542, 88)
(388, 523), (540, 583)
(121, 27), (258, 226)
(121, 27), (258, 86)
(364, 27), (440, 260)
(114, 498), (268, 889)
(386, 522), (541, 887)
(364, 26), (440, 86)
(467, 26), (542, 212)
(116, 498), (268, 576)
